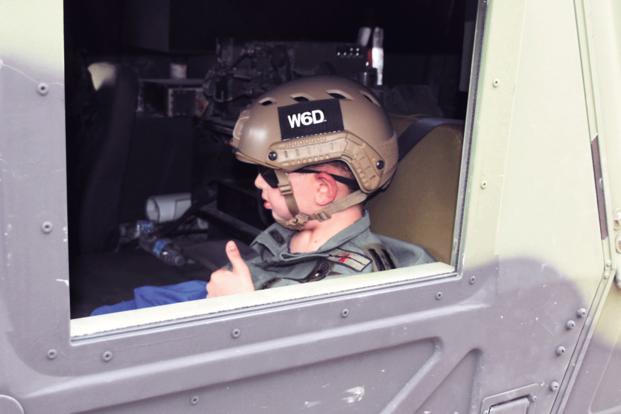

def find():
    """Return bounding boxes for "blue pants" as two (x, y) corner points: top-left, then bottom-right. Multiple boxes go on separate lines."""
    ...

(91, 280), (207, 316)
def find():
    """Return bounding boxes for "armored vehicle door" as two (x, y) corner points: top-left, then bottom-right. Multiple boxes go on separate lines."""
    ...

(1, 1), (620, 413)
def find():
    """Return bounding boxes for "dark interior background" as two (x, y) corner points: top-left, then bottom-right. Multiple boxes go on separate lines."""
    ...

(64, 0), (473, 92)
(64, 0), (468, 53)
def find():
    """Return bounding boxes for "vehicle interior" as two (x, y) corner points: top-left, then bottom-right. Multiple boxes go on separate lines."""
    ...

(64, 0), (476, 318)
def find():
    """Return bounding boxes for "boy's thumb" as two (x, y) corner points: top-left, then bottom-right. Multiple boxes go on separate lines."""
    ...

(225, 240), (248, 273)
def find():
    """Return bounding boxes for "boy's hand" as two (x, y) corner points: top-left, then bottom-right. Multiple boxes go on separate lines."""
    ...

(207, 241), (255, 297)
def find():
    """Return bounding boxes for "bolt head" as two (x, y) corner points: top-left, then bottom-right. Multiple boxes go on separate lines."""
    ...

(37, 83), (49, 96)
(231, 328), (241, 339)
(577, 308), (587, 318)
(565, 320), (576, 330)
(41, 221), (53, 234)
(549, 381), (560, 392)
(341, 308), (350, 318)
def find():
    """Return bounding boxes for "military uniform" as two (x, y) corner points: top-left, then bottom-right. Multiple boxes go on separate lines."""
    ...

(91, 212), (433, 315)
(246, 212), (434, 289)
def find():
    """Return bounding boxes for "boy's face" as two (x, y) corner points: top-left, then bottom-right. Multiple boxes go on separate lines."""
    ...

(254, 171), (317, 223)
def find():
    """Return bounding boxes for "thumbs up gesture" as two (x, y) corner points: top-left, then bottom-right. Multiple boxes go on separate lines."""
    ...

(207, 241), (255, 297)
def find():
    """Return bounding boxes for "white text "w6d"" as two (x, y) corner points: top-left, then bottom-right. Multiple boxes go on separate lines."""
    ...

(287, 110), (326, 128)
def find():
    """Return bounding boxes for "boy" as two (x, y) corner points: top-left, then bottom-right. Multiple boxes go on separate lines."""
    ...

(91, 76), (432, 315)
(208, 75), (433, 296)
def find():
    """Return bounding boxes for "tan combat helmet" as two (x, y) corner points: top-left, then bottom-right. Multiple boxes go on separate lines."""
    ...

(231, 76), (398, 229)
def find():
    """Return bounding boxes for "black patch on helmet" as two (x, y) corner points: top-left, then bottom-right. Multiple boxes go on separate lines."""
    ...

(278, 99), (344, 140)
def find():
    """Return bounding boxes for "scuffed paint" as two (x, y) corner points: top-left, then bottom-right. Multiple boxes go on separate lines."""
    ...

(342, 386), (365, 404)
(303, 400), (321, 408)
(55, 279), (68, 287)
(0, 60), (39, 84)
(0, 59), (64, 90)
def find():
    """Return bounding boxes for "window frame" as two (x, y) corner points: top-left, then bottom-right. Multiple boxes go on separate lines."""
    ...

(59, 1), (486, 339)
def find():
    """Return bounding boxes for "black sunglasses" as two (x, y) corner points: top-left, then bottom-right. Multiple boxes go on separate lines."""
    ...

(258, 167), (358, 191)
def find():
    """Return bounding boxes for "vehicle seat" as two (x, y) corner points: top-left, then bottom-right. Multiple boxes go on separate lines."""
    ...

(367, 116), (464, 263)
(77, 64), (138, 253)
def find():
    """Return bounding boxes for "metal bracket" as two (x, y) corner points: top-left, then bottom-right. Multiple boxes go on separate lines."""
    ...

(481, 383), (539, 414)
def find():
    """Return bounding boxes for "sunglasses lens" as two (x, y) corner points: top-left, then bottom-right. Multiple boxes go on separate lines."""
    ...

(259, 168), (278, 188)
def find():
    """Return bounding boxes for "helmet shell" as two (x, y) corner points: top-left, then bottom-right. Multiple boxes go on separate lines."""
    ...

(231, 76), (397, 193)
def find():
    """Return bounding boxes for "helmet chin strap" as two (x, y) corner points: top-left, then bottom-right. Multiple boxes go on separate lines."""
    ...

(274, 169), (367, 230)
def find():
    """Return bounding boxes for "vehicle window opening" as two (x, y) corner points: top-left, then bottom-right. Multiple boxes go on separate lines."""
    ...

(64, 0), (476, 321)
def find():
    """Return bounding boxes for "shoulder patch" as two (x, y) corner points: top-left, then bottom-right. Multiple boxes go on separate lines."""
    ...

(327, 248), (371, 272)
(269, 229), (286, 245)
(365, 245), (397, 271)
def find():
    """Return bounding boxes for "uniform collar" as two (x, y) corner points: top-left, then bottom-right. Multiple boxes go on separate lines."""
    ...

(312, 210), (370, 253)
(252, 211), (371, 258)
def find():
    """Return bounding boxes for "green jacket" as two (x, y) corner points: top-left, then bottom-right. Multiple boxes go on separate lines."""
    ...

(246, 212), (434, 289)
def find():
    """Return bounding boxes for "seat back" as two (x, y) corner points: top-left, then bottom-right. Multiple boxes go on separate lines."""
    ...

(77, 64), (138, 253)
(367, 117), (464, 263)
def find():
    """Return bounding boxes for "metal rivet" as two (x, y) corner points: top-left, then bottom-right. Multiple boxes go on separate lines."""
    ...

(556, 346), (566, 356)
(341, 308), (350, 318)
(577, 308), (587, 318)
(480, 180), (488, 189)
(231, 328), (241, 339)
(549, 381), (560, 392)
(469, 275), (476, 285)
(565, 320), (576, 330)
(268, 151), (278, 161)
(376, 160), (385, 170)
(41, 221), (53, 234)
(101, 351), (113, 362)
(492, 79), (500, 88)
(528, 395), (537, 402)
(37, 83), (49, 96)
(47, 349), (58, 360)
(435, 292), (443, 300)
(190, 396), (199, 405)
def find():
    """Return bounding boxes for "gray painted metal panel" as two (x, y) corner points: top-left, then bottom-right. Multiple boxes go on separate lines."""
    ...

(0, 1), (617, 413)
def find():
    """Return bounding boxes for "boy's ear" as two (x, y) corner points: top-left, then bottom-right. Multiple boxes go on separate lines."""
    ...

(314, 172), (338, 206)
